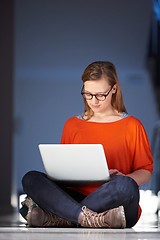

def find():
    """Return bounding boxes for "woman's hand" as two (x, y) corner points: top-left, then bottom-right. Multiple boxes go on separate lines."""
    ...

(109, 169), (124, 178)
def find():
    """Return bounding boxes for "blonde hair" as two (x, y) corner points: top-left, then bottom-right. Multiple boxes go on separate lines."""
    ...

(81, 61), (127, 120)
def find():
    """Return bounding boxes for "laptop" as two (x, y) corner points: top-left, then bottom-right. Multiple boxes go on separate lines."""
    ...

(38, 144), (110, 185)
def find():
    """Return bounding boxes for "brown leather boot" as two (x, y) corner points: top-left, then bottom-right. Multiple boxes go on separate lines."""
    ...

(27, 205), (75, 227)
(78, 206), (126, 228)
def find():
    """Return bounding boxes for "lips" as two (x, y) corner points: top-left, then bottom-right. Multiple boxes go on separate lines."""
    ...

(91, 105), (100, 109)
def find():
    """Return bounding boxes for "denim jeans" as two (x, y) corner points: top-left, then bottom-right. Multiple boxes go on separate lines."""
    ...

(22, 170), (140, 228)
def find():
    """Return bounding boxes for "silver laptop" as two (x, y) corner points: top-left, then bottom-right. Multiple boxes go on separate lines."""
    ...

(38, 144), (110, 185)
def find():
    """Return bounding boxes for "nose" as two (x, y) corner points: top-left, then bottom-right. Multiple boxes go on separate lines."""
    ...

(91, 96), (99, 104)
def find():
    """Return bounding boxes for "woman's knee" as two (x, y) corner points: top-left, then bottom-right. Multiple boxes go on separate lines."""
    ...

(116, 176), (139, 201)
(22, 170), (42, 190)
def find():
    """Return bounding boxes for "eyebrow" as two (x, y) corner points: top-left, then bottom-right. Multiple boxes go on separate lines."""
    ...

(83, 89), (109, 94)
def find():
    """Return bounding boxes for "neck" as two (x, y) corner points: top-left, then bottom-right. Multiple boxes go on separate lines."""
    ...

(88, 108), (122, 123)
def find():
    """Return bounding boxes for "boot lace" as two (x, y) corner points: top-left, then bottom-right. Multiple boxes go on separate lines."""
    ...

(81, 206), (110, 228)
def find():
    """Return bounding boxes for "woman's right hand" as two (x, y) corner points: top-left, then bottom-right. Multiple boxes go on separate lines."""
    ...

(109, 169), (124, 178)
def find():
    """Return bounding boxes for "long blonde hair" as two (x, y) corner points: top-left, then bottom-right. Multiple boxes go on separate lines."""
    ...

(81, 61), (127, 120)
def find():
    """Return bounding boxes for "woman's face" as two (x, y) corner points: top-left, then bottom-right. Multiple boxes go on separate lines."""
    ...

(83, 76), (116, 115)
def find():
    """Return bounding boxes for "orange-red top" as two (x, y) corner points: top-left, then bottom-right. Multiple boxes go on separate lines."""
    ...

(61, 116), (153, 196)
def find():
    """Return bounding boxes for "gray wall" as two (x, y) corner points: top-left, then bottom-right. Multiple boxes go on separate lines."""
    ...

(13, 0), (159, 195)
(0, 0), (14, 214)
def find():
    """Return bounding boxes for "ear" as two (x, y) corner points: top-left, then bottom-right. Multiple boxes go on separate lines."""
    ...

(112, 84), (117, 94)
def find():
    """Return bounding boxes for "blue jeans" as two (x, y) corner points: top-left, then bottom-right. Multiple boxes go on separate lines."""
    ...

(22, 171), (140, 228)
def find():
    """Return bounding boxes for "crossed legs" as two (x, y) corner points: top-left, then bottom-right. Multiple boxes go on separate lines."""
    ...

(22, 170), (139, 228)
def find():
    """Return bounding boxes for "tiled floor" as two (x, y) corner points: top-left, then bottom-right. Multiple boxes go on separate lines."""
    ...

(0, 212), (160, 240)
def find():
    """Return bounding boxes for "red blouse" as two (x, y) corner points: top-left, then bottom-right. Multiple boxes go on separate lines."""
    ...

(61, 116), (153, 196)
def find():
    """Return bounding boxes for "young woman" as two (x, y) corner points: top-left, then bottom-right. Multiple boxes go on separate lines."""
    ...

(20, 61), (153, 228)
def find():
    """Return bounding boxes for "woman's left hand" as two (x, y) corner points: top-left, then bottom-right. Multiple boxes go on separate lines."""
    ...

(109, 169), (125, 178)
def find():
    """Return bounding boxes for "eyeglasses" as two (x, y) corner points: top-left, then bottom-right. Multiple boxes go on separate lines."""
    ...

(81, 87), (112, 101)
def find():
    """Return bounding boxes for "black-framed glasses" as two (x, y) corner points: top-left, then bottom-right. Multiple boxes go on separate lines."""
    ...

(81, 87), (112, 101)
